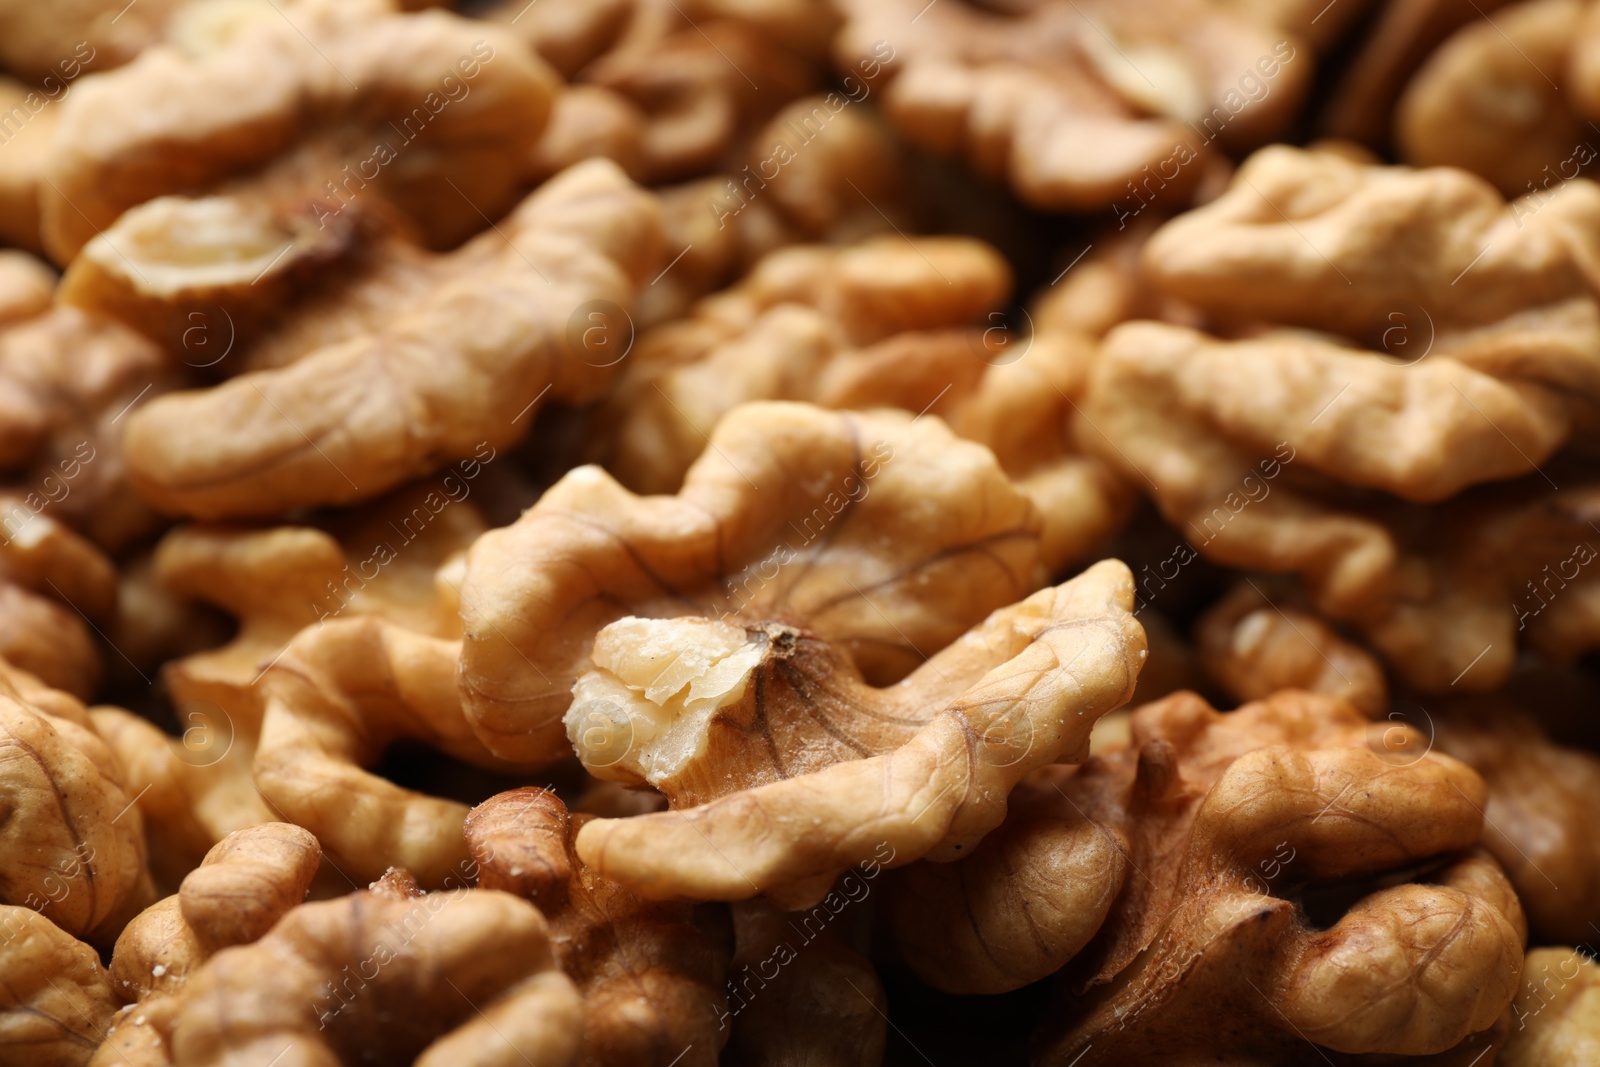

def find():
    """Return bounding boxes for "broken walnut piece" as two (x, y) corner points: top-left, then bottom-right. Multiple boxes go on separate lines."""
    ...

(1196, 585), (1600, 945)
(889, 690), (1522, 1062)
(166, 874), (583, 1067)
(122, 159), (663, 520)
(570, 558), (1144, 902)
(460, 400), (1049, 768)
(41, 1), (557, 263)
(465, 788), (727, 1067)
(594, 235), (1130, 569)
(108, 823), (320, 1005)
(833, 0), (1311, 211)
(1195, 580), (1388, 716)
(89, 483), (485, 887)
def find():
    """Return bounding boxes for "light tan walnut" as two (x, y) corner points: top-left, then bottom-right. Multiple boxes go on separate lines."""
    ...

(108, 823), (320, 1005)
(1083, 145), (1600, 689)
(460, 401), (1050, 768)
(833, 0), (1311, 211)
(570, 559), (1144, 902)
(0, 78), (60, 255)
(91, 483), (485, 886)
(0, 904), (119, 1067)
(0, 658), (154, 946)
(1501, 947), (1600, 1066)
(593, 235), (1130, 569)
(122, 160), (662, 520)
(166, 874), (583, 1067)
(464, 788), (727, 1067)
(41, 1), (557, 263)
(885, 690), (1523, 1062)
(720, 898), (885, 1067)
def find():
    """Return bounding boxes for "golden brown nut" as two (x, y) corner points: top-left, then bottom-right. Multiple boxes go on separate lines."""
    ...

(1501, 947), (1600, 1066)
(0, 0), (167, 81)
(1083, 146), (1600, 687)
(0, 904), (120, 1067)
(720, 898), (885, 1067)
(41, 2), (557, 263)
(1431, 701), (1600, 946)
(108, 823), (320, 1005)
(1195, 580), (1388, 715)
(0, 658), (154, 945)
(122, 159), (662, 520)
(570, 558), (1144, 901)
(91, 483), (485, 886)
(833, 0), (1311, 211)
(1395, 0), (1583, 195)
(0, 77), (60, 255)
(1319, 0), (1516, 149)
(460, 400), (1050, 768)
(886, 690), (1524, 1062)
(477, 0), (635, 79)
(465, 788), (727, 1066)
(595, 234), (1132, 568)
(639, 94), (914, 326)
(166, 876), (583, 1067)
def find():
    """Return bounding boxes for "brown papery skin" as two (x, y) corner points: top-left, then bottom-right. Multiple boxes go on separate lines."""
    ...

(465, 788), (727, 1067)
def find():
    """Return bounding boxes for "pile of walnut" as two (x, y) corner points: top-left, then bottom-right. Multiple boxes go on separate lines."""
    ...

(2, 0), (1600, 1063)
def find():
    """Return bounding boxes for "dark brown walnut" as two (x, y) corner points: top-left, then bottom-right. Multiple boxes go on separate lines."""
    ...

(108, 823), (320, 1005)
(1195, 587), (1600, 946)
(0, 904), (120, 1067)
(1195, 580), (1388, 715)
(1500, 946), (1600, 1066)
(1083, 145), (1600, 689)
(90, 483), (486, 886)
(162, 873), (583, 1066)
(465, 788), (727, 1067)
(41, 0), (557, 263)
(460, 400), (1051, 767)
(833, 0), (1312, 212)
(591, 234), (1130, 571)
(0, 658), (154, 946)
(884, 690), (1524, 1064)
(122, 159), (662, 520)
(1394, 0), (1582, 195)
(720, 898), (885, 1067)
